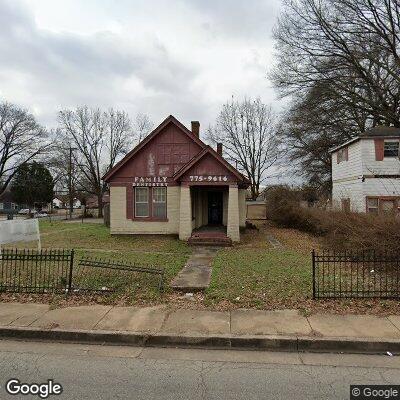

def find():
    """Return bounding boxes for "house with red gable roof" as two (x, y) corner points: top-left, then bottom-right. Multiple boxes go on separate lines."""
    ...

(103, 115), (250, 244)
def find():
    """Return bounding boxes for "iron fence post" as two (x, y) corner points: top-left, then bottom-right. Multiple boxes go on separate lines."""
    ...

(312, 249), (316, 299)
(67, 249), (74, 295)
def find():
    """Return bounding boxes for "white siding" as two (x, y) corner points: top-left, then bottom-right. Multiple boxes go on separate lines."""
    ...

(362, 178), (400, 198)
(332, 179), (364, 212)
(332, 138), (400, 213)
(361, 139), (400, 175)
(331, 140), (362, 181)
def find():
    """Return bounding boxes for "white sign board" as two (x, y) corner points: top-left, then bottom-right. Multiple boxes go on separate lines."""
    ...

(0, 219), (41, 249)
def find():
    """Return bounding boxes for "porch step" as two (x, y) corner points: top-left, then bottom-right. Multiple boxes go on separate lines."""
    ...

(188, 232), (232, 247)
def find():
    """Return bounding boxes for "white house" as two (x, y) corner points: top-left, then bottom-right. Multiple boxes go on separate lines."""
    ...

(331, 126), (400, 213)
(52, 196), (82, 209)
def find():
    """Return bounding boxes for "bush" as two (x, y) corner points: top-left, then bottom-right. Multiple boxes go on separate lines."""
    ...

(320, 210), (400, 253)
(265, 186), (400, 252)
(265, 186), (325, 235)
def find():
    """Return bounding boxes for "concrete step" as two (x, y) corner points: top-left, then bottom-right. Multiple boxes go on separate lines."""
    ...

(188, 234), (232, 247)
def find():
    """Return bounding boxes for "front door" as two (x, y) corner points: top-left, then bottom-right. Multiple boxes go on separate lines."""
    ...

(208, 191), (223, 225)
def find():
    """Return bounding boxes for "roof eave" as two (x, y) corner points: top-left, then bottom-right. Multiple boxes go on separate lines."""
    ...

(329, 137), (360, 153)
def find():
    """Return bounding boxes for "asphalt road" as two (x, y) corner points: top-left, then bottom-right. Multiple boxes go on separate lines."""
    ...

(0, 340), (399, 400)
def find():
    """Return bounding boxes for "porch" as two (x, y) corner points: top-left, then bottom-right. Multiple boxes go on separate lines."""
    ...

(179, 185), (246, 243)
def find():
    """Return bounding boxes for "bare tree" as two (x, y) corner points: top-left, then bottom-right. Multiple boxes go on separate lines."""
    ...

(0, 102), (49, 195)
(271, 0), (400, 126)
(107, 109), (132, 171)
(58, 107), (131, 217)
(134, 113), (153, 143)
(207, 98), (280, 200)
(277, 79), (370, 194)
(271, 0), (400, 192)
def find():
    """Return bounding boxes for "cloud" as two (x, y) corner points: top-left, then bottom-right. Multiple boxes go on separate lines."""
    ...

(0, 0), (281, 131)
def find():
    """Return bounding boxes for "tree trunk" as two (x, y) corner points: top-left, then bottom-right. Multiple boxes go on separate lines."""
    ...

(97, 194), (103, 218)
(251, 185), (258, 201)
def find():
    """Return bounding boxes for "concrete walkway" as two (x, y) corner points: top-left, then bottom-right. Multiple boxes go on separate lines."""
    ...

(171, 246), (220, 291)
(1, 302), (400, 353)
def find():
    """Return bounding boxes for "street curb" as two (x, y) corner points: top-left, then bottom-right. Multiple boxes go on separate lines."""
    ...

(0, 327), (399, 354)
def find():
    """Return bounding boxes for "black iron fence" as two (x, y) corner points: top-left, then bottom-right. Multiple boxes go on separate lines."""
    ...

(312, 249), (400, 299)
(0, 249), (164, 294)
(75, 257), (164, 292)
(0, 249), (73, 294)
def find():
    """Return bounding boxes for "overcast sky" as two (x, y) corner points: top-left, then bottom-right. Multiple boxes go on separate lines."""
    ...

(0, 0), (282, 133)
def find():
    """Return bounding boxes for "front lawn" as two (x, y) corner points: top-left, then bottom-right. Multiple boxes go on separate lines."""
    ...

(205, 222), (316, 310)
(38, 221), (190, 254)
(206, 248), (311, 309)
(1, 220), (189, 305)
(2, 219), (399, 315)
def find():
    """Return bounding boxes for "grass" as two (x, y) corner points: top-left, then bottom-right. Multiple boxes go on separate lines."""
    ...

(1, 220), (190, 305)
(3, 219), (399, 315)
(205, 222), (314, 309)
(38, 220), (190, 254)
(72, 249), (187, 302)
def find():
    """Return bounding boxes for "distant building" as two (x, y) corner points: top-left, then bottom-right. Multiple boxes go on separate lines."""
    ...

(330, 126), (400, 213)
(0, 190), (20, 213)
(52, 196), (81, 209)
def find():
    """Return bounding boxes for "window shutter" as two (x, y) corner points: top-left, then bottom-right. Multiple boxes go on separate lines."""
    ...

(336, 152), (340, 164)
(126, 186), (133, 219)
(374, 139), (384, 161)
(345, 147), (349, 161)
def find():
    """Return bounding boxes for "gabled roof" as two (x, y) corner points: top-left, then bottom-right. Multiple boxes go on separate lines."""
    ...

(103, 115), (206, 182)
(173, 146), (250, 184)
(330, 126), (400, 153)
(361, 126), (400, 137)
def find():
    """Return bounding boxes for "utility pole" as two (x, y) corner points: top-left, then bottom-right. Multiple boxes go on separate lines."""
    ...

(68, 147), (77, 220)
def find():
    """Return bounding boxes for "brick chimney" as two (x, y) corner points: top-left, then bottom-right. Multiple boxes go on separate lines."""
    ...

(191, 121), (200, 137)
(217, 143), (223, 156)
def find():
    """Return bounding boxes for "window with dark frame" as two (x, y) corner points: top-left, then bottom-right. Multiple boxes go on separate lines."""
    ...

(383, 141), (399, 157)
(366, 197), (400, 214)
(337, 147), (348, 163)
(366, 198), (378, 214)
(152, 187), (167, 219)
(135, 187), (149, 217)
(341, 198), (350, 213)
(134, 187), (167, 219)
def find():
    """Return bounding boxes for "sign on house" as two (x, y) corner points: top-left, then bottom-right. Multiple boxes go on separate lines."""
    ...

(189, 175), (228, 182)
(132, 177), (168, 187)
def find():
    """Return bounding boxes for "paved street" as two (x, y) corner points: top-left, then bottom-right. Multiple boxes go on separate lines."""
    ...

(0, 340), (398, 399)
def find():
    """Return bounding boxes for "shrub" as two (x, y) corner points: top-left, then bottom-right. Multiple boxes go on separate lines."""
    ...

(320, 210), (400, 253)
(265, 186), (400, 252)
(265, 186), (325, 235)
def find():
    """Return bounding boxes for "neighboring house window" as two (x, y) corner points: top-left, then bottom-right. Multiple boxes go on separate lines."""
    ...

(383, 141), (399, 158)
(152, 187), (167, 219)
(380, 199), (396, 213)
(341, 198), (350, 213)
(366, 197), (400, 214)
(366, 198), (379, 214)
(11, 203), (18, 210)
(337, 148), (348, 163)
(0, 203), (3, 210)
(135, 187), (149, 217)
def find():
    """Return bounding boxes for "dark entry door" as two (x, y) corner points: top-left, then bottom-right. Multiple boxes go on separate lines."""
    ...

(208, 192), (223, 225)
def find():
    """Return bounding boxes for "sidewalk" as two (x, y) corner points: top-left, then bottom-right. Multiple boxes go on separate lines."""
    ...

(0, 302), (400, 354)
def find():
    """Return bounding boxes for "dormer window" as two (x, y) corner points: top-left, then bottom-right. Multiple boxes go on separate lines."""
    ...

(384, 141), (399, 158)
